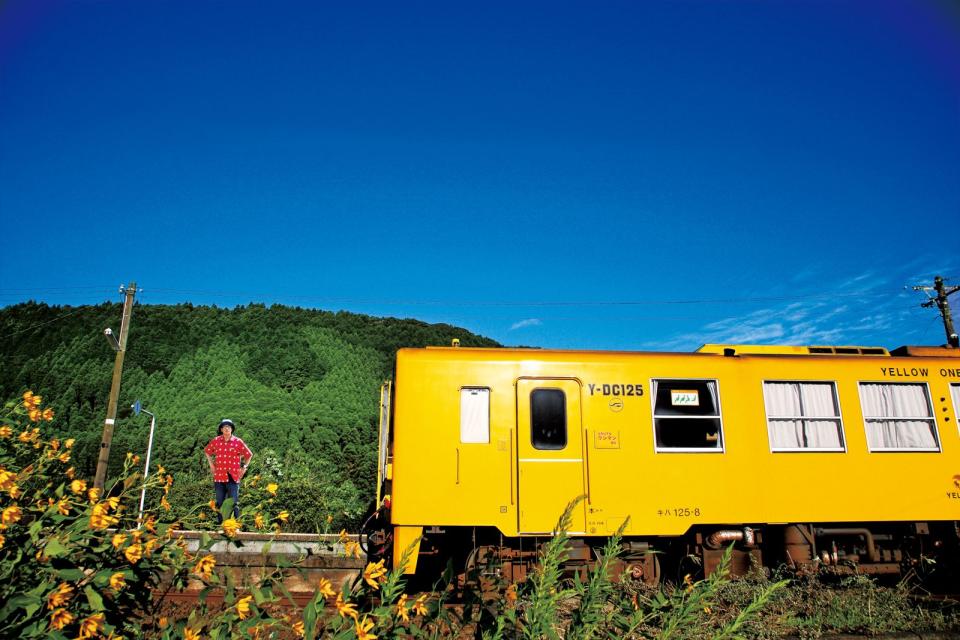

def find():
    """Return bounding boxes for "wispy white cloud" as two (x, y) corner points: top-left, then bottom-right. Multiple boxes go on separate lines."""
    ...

(510, 318), (542, 331)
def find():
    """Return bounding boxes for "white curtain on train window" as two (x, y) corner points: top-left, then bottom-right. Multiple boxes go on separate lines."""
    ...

(952, 384), (960, 425)
(763, 382), (843, 449)
(859, 383), (938, 450)
(460, 388), (490, 444)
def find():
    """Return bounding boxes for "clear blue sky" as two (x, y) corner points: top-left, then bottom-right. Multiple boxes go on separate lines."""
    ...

(1, 1), (958, 351)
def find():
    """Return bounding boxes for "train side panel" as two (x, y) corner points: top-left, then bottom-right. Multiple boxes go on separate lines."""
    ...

(385, 346), (960, 574)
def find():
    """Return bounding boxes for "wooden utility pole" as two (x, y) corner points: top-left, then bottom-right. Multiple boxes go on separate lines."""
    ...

(912, 275), (959, 348)
(94, 282), (137, 489)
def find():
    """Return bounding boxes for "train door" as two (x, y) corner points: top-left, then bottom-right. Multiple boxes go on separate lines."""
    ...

(516, 378), (587, 534)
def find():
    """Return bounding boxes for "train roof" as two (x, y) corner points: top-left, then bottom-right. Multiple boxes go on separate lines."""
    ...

(415, 343), (960, 358)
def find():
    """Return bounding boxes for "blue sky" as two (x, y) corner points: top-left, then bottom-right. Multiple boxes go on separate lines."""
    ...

(1, 1), (958, 351)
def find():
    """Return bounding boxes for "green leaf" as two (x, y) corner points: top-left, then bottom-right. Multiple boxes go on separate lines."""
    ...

(57, 568), (85, 581)
(84, 585), (105, 612)
(44, 538), (69, 558)
(0, 594), (42, 620)
(220, 497), (235, 521)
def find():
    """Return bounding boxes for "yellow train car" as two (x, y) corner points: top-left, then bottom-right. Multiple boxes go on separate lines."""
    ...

(368, 343), (960, 582)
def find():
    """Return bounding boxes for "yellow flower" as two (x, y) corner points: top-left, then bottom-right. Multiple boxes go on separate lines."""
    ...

(236, 595), (254, 620)
(254, 513), (265, 529)
(42, 408), (55, 421)
(78, 613), (104, 639)
(277, 511), (289, 523)
(8, 484), (21, 499)
(157, 616), (168, 628)
(64, 438), (75, 449)
(396, 593), (410, 622)
(222, 518), (240, 537)
(58, 452), (71, 464)
(338, 528), (349, 544)
(326, 514), (333, 524)
(160, 495), (171, 511)
(125, 543), (143, 564)
(183, 627), (201, 640)
(292, 620), (305, 637)
(110, 572), (126, 590)
(317, 577), (335, 600)
(50, 438), (60, 451)
(355, 616), (377, 640)
(506, 583), (518, 603)
(344, 540), (362, 559)
(412, 594), (429, 616)
(2, 505), (22, 526)
(106, 496), (120, 511)
(0, 533), (5, 549)
(208, 499), (217, 510)
(49, 608), (74, 631)
(88, 487), (101, 503)
(28, 408), (42, 422)
(192, 554), (216, 581)
(363, 559), (387, 589)
(0, 425), (11, 438)
(47, 582), (74, 609)
(57, 498), (70, 516)
(265, 483), (278, 496)
(335, 592), (358, 620)
(144, 515), (156, 532)
(111, 533), (127, 549)
(70, 479), (87, 495)
(90, 503), (119, 530)
(0, 469), (15, 491)
(18, 430), (32, 442)
(704, 605), (712, 614)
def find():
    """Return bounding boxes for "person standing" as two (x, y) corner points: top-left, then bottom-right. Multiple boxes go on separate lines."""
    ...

(203, 419), (253, 522)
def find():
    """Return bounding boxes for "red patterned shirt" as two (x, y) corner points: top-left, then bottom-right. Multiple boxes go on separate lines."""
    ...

(204, 435), (253, 482)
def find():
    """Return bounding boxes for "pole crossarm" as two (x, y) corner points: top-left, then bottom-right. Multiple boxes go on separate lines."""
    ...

(911, 275), (959, 348)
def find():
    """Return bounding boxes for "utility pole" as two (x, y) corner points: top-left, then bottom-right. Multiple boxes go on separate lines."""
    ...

(94, 282), (137, 489)
(912, 275), (959, 348)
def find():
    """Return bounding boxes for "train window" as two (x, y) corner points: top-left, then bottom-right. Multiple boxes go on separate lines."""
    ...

(460, 387), (490, 444)
(652, 379), (723, 451)
(953, 385), (960, 431)
(763, 382), (845, 451)
(531, 388), (566, 450)
(858, 383), (940, 451)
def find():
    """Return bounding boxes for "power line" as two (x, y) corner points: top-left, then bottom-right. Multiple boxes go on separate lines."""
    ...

(140, 287), (897, 308)
(0, 307), (92, 340)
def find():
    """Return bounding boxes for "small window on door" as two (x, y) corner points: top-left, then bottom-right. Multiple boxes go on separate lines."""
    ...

(531, 388), (566, 450)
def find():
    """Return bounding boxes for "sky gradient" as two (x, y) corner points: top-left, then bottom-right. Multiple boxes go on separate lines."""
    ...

(1, 1), (958, 351)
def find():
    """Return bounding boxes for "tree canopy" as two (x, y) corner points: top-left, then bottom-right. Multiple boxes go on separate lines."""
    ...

(0, 301), (499, 529)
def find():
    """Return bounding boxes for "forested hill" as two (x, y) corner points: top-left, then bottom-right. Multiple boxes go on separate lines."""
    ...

(0, 301), (500, 529)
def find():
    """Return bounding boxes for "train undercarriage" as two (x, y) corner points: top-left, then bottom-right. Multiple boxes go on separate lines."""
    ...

(368, 520), (960, 590)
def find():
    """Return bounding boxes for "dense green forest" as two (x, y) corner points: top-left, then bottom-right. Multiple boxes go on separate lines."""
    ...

(0, 301), (499, 530)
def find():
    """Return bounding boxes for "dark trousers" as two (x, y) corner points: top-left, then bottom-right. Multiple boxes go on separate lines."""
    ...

(214, 479), (240, 522)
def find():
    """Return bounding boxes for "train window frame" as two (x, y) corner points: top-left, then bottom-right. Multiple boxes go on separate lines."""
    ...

(951, 384), (960, 437)
(459, 387), (490, 444)
(530, 387), (567, 450)
(857, 381), (941, 453)
(762, 380), (846, 453)
(650, 378), (725, 453)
